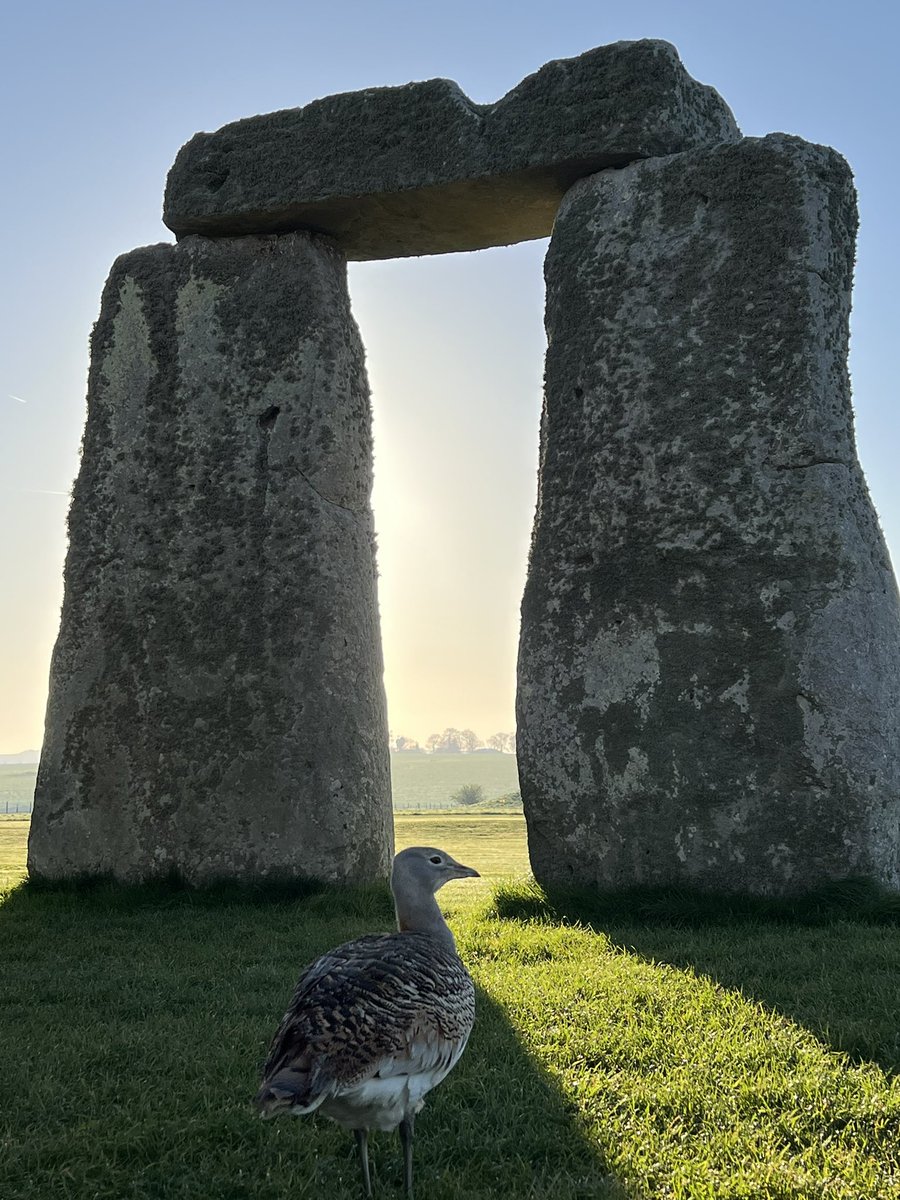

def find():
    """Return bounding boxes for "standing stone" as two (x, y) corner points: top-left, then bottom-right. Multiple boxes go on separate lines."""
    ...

(518, 135), (900, 894)
(29, 232), (392, 885)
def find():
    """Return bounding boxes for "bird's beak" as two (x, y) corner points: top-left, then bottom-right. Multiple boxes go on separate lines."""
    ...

(451, 861), (480, 879)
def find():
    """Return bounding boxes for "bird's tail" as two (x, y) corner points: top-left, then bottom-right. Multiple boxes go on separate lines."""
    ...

(255, 1067), (326, 1119)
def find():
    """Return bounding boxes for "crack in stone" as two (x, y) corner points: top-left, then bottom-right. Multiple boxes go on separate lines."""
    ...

(774, 458), (848, 471)
(294, 467), (364, 517)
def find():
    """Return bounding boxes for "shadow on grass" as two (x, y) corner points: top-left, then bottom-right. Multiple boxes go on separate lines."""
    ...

(0, 881), (624, 1200)
(492, 878), (900, 1076)
(20, 868), (359, 906)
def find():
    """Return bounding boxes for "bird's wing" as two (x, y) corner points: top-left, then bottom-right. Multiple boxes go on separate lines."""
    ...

(371, 1014), (473, 1083)
(258, 932), (474, 1108)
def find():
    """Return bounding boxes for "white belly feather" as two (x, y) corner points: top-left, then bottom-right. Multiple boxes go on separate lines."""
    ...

(320, 1030), (471, 1131)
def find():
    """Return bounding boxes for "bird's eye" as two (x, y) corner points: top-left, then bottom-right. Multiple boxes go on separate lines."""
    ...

(429, 855), (442, 864)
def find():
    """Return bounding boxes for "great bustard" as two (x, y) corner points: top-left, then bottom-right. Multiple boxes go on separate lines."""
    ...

(255, 846), (480, 1197)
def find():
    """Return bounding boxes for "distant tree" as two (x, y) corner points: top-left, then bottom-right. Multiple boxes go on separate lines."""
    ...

(450, 783), (485, 807)
(426, 733), (442, 754)
(488, 732), (516, 753)
(435, 728), (463, 753)
(394, 735), (419, 752)
(459, 729), (482, 753)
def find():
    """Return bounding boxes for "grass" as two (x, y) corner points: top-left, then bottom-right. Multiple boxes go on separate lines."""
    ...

(0, 813), (30, 890)
(492, 876), (900, 927)
(395, 811), (530, 907)
(2, 812), (900, 1197)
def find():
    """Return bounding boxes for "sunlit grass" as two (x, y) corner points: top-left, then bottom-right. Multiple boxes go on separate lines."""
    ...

(0, 813), (29, 890)
(465, 914), (900, 1198)
(395, 810), (530, 910)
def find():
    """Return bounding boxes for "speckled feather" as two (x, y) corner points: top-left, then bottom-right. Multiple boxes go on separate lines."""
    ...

(257, 929), (475, 1120)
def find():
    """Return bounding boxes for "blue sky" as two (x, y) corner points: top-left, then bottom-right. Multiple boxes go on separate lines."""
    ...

(1, 0), (898, 751)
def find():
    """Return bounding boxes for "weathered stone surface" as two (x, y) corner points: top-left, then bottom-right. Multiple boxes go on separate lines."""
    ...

(163, 40), (739, 260)
(518, 134), (900, 894)
(28, 232), (392, 885)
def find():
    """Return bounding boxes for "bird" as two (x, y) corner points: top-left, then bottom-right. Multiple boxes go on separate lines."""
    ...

(255, 845), (480, 1197)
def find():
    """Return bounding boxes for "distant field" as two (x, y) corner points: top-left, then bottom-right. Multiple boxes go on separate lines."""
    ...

(0, 766), (36, 814)
(4, 755), (517, 813)
(391, 752), (518, 808)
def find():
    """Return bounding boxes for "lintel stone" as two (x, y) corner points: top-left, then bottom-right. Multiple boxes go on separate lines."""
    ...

(163, 40), (740, 260)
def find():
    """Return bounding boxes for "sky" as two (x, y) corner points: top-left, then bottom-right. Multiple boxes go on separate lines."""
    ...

(1, 0), (898, 753)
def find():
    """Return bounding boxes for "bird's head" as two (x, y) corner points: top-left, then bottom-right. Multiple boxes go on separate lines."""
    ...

(391, 846), (480, 896)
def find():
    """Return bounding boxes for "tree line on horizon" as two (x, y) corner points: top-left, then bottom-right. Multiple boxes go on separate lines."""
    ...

(390, 728), (516, 754)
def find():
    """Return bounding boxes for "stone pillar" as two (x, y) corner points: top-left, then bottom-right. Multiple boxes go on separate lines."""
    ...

(518, 134), (900, 894)
(29, 232), (392, 885)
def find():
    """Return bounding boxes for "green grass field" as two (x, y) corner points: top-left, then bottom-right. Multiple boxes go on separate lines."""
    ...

(0, 754), (520, 814)
(0, 763), (37, 813)
(2, 812), (899, 1198)
(391, 752), (519, 808)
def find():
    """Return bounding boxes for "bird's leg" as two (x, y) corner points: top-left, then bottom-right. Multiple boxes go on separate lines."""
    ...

(354, 1128), (372, 1199)
(399, 1115), (415, 1198)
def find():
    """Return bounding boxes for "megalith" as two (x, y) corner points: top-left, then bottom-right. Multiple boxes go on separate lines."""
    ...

(164, 40), (739, 259)
(518, 134), (900, 893)
(28, 232), (392, 885)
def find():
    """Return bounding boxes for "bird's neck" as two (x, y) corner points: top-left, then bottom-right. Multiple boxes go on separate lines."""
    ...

(393, 883), (457, 950)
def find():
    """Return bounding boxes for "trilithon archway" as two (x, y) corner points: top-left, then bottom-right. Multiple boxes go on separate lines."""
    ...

(28, 41), (900, 892)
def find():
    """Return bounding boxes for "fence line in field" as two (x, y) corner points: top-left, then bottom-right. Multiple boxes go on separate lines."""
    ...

(392, 800), (458, 810)
(2, 800), (455, 814)
(1, 800), (33, 814)
(3, 799), (508, 815)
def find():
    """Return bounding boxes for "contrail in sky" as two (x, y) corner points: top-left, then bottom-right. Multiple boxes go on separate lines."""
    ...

(8, 394), (27, 403)
(1, 487), (69, 496)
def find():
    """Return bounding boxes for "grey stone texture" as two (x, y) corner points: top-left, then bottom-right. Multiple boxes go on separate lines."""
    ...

(518, 134), (900, 894)
(163, 40), (739, 260)
(28, 232), (392, 885)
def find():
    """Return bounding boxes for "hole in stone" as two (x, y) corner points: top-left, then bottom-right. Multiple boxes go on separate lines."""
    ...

(574, 386), (584, 399)
(257, 405), (280, 430)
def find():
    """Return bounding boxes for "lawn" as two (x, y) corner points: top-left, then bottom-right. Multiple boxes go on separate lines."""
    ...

(2, 812), (899, 1198)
